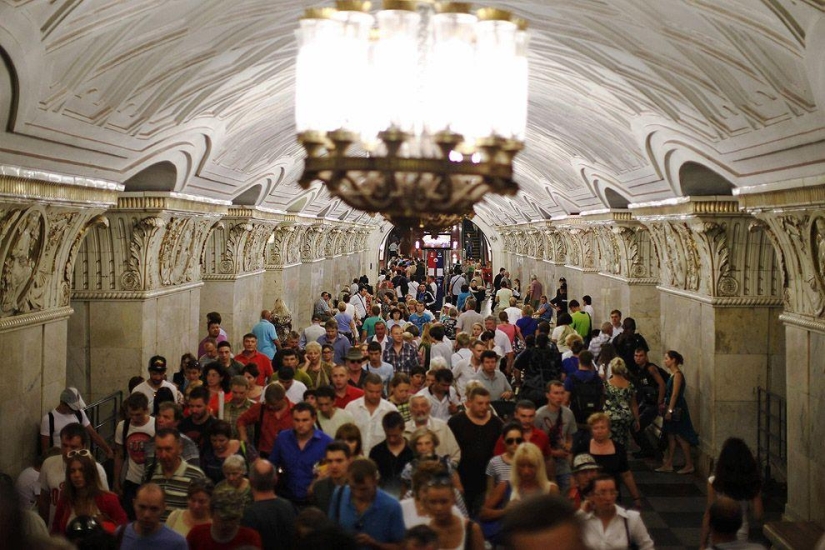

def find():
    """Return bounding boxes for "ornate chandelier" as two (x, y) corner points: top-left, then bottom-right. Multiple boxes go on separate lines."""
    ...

(295, 0), (528, 228)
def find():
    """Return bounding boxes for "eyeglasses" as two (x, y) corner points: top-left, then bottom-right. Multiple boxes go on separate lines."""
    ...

(66, 449), (92, 458)
(426, 474), (453, 488)
(505, 437), (525, 445)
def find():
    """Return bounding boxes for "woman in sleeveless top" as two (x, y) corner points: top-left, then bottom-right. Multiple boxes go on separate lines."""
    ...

(603, 358), (640, 448)
(425, 475), (484, 550)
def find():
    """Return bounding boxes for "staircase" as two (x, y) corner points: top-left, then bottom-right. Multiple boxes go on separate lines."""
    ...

(463, 220), (483, 261)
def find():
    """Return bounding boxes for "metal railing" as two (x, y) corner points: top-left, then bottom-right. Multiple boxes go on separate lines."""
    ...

(756, 387), (786, 485)
(84, 390), (122, 462)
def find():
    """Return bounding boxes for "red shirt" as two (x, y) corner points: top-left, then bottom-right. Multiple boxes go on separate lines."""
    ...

(235, 351), (274, 386)
(493, 427), (551, 456)
(236, 401), (293, 455)
(334, 385), (364, 409)
(186, 523), (262, 549)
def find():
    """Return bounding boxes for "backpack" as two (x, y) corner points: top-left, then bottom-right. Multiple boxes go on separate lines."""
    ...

(569, 373), (604, 424)
(46, 409), (83, 451)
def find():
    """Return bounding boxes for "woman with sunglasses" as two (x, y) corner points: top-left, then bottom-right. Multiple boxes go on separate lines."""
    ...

(578, 474), (654, 550)
(425, 474), (485, 550)
(484, 423), (522, 494)
(401, 461), (468, 529)
(479, 442), (558, 545)
(51, 451), (126, 535)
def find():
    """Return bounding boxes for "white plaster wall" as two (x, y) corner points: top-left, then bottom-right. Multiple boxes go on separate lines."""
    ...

(201, 272), (265, 350)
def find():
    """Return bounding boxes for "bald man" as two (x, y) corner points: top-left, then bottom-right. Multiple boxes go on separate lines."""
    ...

(118, 483), (187, 549)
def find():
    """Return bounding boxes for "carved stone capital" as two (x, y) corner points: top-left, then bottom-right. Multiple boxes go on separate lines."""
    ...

(203, 215), (277, 277)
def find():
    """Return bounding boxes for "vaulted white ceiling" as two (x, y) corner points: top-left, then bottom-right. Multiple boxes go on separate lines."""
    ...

(1, 0), (823, 227)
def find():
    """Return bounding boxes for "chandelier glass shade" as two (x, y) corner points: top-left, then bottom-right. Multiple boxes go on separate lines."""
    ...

(295, 0), (528, 228)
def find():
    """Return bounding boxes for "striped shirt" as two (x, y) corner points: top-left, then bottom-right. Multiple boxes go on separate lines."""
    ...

(149, 460), (206, 521)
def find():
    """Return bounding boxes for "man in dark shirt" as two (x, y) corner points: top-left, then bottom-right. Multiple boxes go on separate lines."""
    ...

(310, 440), (351, 515)
(368, 411), (413, 499)
(241, 459), (296, 550)
(177, 387), (216, 452)
(448, 386), (503, 515)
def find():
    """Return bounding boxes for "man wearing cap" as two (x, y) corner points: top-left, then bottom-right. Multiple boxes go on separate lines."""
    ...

(343, 347), (369, 388)
(299, 314), (327, 348)
(187, 484), (262, 548)
(40, 387), (113, 458)
(568, 454), (602, 509)
(131, 355), (182, 412)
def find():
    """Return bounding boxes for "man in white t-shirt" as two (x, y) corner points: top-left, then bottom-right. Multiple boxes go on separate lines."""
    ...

(38, 423), (109, 527)
(114, 392), (156, 519)
(504, 297), (523, 325)
(131, 355), (182, 411)
(40, 387), (113, 458)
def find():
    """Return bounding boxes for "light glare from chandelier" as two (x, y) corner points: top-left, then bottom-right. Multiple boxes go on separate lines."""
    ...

(295, 1), (528, 229)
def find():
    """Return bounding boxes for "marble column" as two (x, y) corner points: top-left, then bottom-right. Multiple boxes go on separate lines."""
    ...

(68, 192), (225, 400)
(634, 197), (783, 461)
(0, 165), (121, 475)
(738, 182), (825, 524)
(200, 208), (280, 349)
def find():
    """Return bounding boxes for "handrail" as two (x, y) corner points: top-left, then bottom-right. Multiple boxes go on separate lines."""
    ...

(83, 390), (122, 461)
(756, 387), (786, 485)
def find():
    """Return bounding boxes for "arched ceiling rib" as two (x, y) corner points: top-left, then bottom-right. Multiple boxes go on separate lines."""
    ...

(0, 0), (822, 228)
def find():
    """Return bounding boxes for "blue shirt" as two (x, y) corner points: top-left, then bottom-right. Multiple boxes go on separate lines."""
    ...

(119, 524), (187, 550)
(329, 486), (405, 547)
(252, 319), (278, 360)
(318, 333), (351, 366)
(269, 428), (332, 502)
(456, 291), (472, 312)
(408, 311), (433, 332)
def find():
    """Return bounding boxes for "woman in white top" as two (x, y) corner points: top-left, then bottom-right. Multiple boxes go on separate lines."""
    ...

(425, 474), (485, 550)
(578, 474), (654, 550)
(165, 478), (213, 537)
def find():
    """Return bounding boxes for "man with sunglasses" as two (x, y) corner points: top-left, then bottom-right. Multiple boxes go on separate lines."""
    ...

(38, 423), (109, 527)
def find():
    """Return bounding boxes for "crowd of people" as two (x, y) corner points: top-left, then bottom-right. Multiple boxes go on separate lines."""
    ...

(3, 258), (770, 549)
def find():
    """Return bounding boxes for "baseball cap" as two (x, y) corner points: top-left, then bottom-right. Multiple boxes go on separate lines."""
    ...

(571, 453), (601, 473)
(148, 355), (167, 372)
(60, 387), (87, 411)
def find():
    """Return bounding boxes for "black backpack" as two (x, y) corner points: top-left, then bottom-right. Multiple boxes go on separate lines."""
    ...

(569, 373), (604, 424)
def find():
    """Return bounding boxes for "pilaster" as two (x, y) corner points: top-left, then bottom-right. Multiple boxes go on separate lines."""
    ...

(633, 197), (783, 462)
(69, 192), (226, 399)
(201, 207), (281, 349)
(0, 165), (121, 475)
(738, 180), (825, 524)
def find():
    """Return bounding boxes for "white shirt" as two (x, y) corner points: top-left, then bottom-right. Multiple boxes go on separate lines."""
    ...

(452, 358), (482, 401)
(40, 408), (92, 449)
(451, 348), (472, 369)
(368, 334), (391, 352)
(609, 324), (624, 342)
(40, 455), (109, 527)
(300, 324), (326, 347)
(344, 397), (399, 453)
(416, 386), (460, 421)
(430, 340), (454, 368)
(350, 293), (368, 319)
(504, 306), (523, 324)
(16, 467), (40, 510)
(132, 380), (182, 411)
(494, 329), (513, 354)
(283, 380), (308, 404)
(577, 506), (655, 550)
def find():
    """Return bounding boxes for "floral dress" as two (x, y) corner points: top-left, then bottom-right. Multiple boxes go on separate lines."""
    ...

(604, 380), (635, 447)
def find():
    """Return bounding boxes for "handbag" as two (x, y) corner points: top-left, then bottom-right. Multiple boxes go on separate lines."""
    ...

(479, 482), (511, 544)
(670, 407), (683, 422)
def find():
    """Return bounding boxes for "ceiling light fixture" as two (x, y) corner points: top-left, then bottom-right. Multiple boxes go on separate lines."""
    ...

(295, 0), (528, 228)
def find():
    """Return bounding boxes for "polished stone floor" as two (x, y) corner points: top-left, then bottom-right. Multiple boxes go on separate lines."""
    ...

(624, 456), (783, 550)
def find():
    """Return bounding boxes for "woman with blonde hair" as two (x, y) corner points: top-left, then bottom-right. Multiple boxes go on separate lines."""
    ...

(478, 442), (558, 544)
(604, 358), (640, 448)
(271, 298), (293, 344)
(300, 341), (331, 388)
